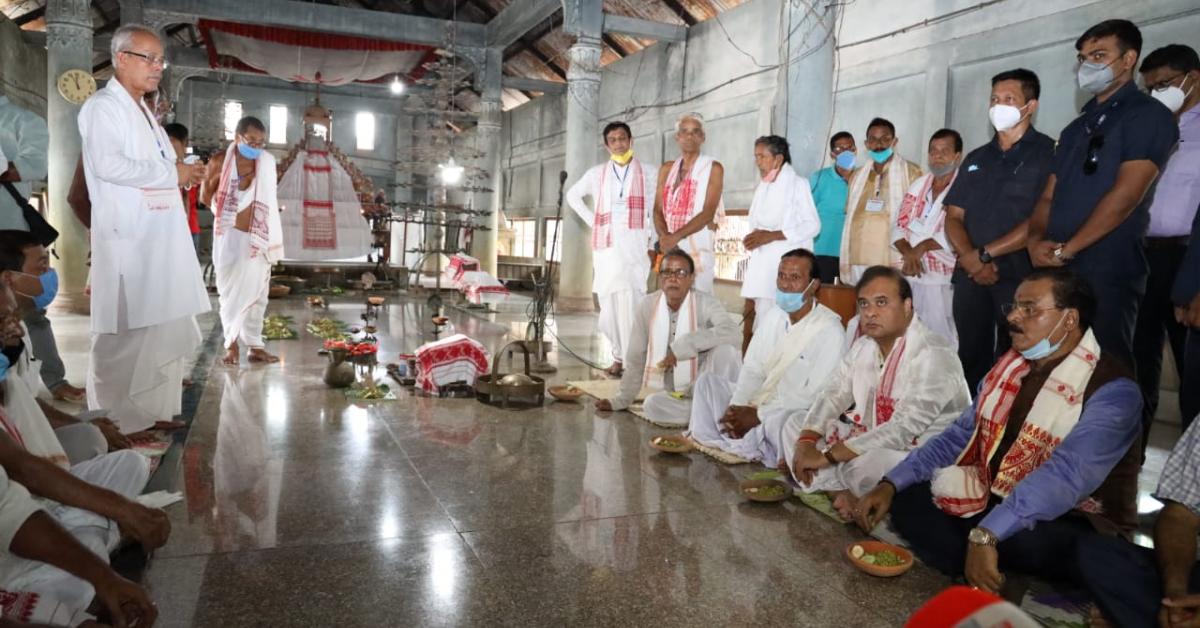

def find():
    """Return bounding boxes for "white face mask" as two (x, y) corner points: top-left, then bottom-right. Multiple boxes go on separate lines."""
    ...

(1152, 75), (1193, 113)
(989, 103), (1028, 132)
(1078, 60), (1117, 94)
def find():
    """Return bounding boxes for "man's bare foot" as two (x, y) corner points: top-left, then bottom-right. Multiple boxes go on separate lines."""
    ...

(831, 491), (859, 522)
(223, 343), (239, 365)
(605, 362), (623, 377)
(248, 348), (280, 363)
(51, 382), (87, 403)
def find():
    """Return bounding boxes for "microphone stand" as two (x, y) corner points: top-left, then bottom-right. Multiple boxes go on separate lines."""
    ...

(528, 170), (567, 373)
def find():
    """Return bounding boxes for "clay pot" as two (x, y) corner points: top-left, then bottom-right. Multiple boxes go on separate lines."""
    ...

(323, 350), (356, 388)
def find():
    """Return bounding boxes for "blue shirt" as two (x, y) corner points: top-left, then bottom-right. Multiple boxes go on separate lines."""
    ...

(810, 166), (850, 257)
(885, 373), (1141, 541)
(1048, 81), (1178, 275)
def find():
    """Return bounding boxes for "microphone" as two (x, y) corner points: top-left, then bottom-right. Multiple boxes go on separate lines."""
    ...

(559, 171), (568, 184)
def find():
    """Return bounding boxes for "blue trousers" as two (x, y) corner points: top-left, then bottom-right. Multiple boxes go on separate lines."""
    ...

(1076, 533), (1200, 628)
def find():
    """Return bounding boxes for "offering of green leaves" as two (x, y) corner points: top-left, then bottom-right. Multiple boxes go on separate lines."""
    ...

(306, 318), (350, 340)
(745, 484), (787, 497)
(262, 315), (297, 340)
(850, 545), (905, 566)
(652, 436), (685, 450)
(346, 383), (391, 400)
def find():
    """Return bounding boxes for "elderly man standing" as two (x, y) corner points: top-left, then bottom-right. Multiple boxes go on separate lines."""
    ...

(595, 249), (741, 426)
(839, 118), (923, 285)
(202, 116), (284, 366)
(891, 129), (963, 347)
(687, 249), (843, 463)
(566, 121), (656, 377)
(654, 113), (725, 294)
(739, 135), (821, 345)
(79, 24), (208, 434)
(855, 268), (1143, 594)
(785, 266), (970, 519)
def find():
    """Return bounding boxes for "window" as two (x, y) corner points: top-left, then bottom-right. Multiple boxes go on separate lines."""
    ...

(507, 218), (537, 258)
(223, 101), (242, 140)
(355, 112), (375, 151)
(543, 218), (562, 262)
(269, 105), (288, 145)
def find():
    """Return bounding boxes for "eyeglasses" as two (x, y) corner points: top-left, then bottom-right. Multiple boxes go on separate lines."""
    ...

(658, 268), (692, 279)
(239, 135), (267, 149)
(121, 50), (169, 69)
(777, 273), (810, 283)
(1001, 302), (1061, 318)
(1145, 73), (1185, 92)
(1083, 133), (1104, 175)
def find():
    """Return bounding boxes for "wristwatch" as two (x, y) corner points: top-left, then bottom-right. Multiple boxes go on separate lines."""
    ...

(968, 526), (998, 547)
(978, 248), (993, 264)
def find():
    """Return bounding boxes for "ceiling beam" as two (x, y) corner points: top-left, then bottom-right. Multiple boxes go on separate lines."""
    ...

(467, 0), (567, 81)
(602, 14), (686, 43)
(501, 76), (564, 94)
(658, 0), (698, 26)
(485, 0), (559, 48)
(142, 0), (486, 47)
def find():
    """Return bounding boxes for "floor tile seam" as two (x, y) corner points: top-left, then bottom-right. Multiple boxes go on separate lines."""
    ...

(152, 528), (478, 562)
(375, 414), (463, 527)
(450, 502), (740, 536)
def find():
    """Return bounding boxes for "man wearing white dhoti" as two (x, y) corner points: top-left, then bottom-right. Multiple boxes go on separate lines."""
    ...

(596, 250), (741, 426)
(892, 129), (964, 348)
(784, 266), (970, 519)
(566, 121), (657, 377)
(202, 116), (285, 365)
(687, 249), (844, 463)
(79, 24), (209, 435)
(740, 136), (822, 347)
(654, 113), (725, 294)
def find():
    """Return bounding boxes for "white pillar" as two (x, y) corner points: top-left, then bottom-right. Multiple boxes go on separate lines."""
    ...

(557, 35), (602, 312)
(470, 48), (502, 276)
(776, 1), (838, 176)
(45, 0), (93, 314)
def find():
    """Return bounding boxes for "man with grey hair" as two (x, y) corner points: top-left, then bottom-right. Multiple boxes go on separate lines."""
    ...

(79, 24), (209, 434)
(653, 113), (725, 294)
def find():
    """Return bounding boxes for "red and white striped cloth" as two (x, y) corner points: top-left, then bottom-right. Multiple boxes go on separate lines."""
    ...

(415, 334), (490, 394)
(458, 271), (509, 304)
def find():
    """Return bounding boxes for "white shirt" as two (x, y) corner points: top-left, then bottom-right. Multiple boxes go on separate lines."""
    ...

(740, 164), (822, 299)
(0, 96), (49, 230)
(79, 79), (210, 334)
(566, 159), (657, 295)
(731, 304), (844, 414)
(890, 172), (956, 285)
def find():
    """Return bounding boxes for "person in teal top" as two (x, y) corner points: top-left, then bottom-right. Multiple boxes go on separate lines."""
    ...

(810, 131), (857, 283)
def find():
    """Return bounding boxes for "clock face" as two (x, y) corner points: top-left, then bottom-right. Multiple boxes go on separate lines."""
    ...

(57, 69), (96, 105)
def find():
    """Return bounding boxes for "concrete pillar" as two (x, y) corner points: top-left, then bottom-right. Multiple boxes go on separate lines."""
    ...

(557, 35), (602, 312)
(470, 48), (502, 276)
(776, 1), (838, 176)
(45, 0), (93, 314)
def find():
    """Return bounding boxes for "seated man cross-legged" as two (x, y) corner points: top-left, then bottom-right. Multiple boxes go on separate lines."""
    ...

(854, 268), (1143, 594)
(784, 266), (970, 518)
(596, 249), (741, 426)
(686, 248), (844, 463)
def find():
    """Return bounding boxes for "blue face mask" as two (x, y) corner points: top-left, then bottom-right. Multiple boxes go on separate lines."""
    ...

(776, 279), (816, 313)
(32, 269), (57, 310)
(835, 151), (856, 170)
(1019, 313), (1067, 360)
(0, 352), (9, 383)
(0, 341), (22, 383)
(868, 147), (893, 164)
(237, 142), (262, 161)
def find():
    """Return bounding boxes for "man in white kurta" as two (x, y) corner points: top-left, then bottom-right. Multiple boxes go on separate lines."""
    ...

(891, 130), (963, 348)
(740, 136), (821, 340)
(79, 26), (209, 434)
(688, 251), (844, 463)
(203, 118), (285, 365)
(783, 266), (970, 518)
(566, 122), (656, 376)
(596, 251), (741, 426)
(654, 114), (725, 294)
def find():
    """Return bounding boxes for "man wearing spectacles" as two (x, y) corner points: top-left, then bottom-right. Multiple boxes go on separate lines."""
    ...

(1026, 19), (1178, 373)
(854, 268), (1142, 596)
(595, 249), (741, 426)
(78, 24), (209, 434)
(1132, 45), (1200, 444)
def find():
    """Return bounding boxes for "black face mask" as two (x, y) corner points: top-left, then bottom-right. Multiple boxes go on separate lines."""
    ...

(1, 340), (25, 366)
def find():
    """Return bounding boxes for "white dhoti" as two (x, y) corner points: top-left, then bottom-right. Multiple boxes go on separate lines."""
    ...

(750, 297), (774, 332)
(778, 422), (908, 497)
(597, 289), (640, 364)
(0, 450), (149, 619)
(215, 230), (272, 350)
(643, 344), (741, 426)
(911, 282), (957, 349)
(686, 371), (793, 463)
(87, 280), (201, 434)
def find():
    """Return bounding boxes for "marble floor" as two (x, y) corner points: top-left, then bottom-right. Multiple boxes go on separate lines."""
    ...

(41, 292), (1183, 627)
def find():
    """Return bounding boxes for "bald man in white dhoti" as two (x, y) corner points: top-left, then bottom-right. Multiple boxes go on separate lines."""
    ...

(79, 24), (209, 434)
(202, 116), (285, 366)
(654, 113), (725, 294)
(687, 250), (844, 463)
(567, 121), (656, 377)
(595, 250), (741, 426)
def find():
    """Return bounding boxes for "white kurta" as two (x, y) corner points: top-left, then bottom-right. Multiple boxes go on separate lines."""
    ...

(891, 172), (958, 348)
(687, 303), (845, 462)
(0, 96), (48, 231)
(567, 159), (656, 363)
(781, 318), (971, 495)
(79, 79), (209, 433)
(740, 165), (822, 301)
(662, 154), (724, 294)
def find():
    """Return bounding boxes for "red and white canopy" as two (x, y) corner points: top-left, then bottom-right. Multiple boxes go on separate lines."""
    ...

(198, 19), (435, 86)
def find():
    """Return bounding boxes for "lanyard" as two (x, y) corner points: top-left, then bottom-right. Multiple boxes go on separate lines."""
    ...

(611, 162), (630, 199)
(136, 104), (169, 161)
